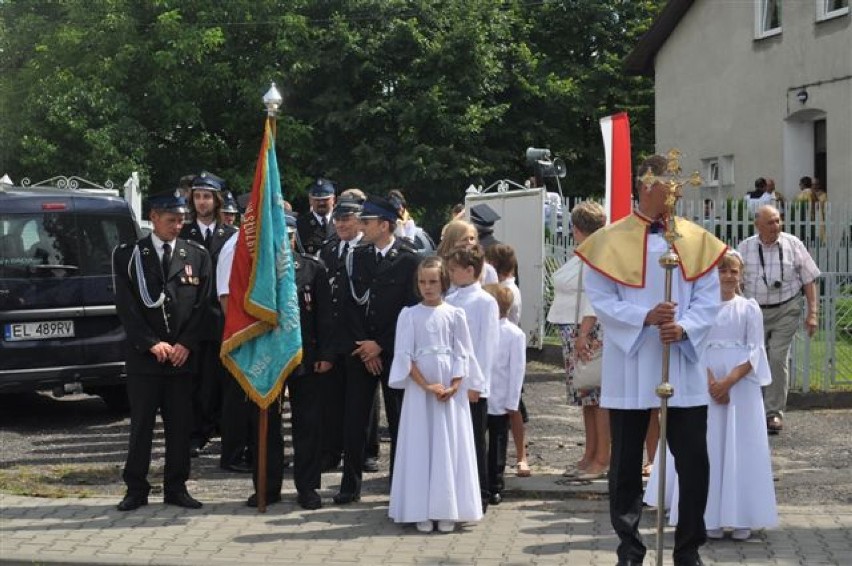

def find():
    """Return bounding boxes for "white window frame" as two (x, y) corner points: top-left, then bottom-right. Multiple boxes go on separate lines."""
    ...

(702, 158), (720, 188)
(816, 0), (849, 21)
(755, 0), (782, 39)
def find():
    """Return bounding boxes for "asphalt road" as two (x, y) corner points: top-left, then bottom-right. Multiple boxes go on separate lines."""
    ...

(0, 364), (850, 507)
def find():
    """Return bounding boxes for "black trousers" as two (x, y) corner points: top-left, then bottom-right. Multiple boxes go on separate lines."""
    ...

(191, 341), (221, 445)
(123, 372), (193, 497)
(219, 367), (252, 468)
(339, 353), (403, 496)
(469, 397), (489, 504)
(289, 370), (325, 495)
(249, 397), (284, 498)
(609, 407), (709, 564)
(487, 413), (509, 496)
(322, 357), (348, 463)
(365, 387), (381, 459)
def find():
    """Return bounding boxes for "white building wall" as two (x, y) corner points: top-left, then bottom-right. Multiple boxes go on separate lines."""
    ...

(653, 0), (851, 206)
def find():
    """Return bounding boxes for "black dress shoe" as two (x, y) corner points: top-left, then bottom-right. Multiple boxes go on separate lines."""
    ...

(246, 492), (282, 508)
(362, 457), (379, 473)
(333, 492), (361, 505)
(117, 494), (148, 512)
(674, 558), (704, 566)
(489, 492), (503, 505)
(616, 560), (643, 566)
(164, 492), (203, 509)
(220, 462), (253, 474)
(189, 439), (207, 458)
(297, 491), (322, 510)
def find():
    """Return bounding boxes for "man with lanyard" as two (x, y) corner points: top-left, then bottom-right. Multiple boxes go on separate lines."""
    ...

(297, 178), (336, 256)
(575, 155), (726, 566)
(737, 204), (819, 434)
(112, 190), (211, 511)
(333, 194), (420, 504)
(318, 192), (367, 472)
(179, 172), (245, 470)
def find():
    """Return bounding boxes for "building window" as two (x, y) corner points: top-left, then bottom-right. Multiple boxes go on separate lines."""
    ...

(817, 0), (849, 21)
(755, 0), (782, 38)
(702, 158), (720, 187)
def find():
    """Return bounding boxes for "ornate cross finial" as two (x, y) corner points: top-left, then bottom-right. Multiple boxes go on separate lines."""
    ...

(639, 148), (703, 244)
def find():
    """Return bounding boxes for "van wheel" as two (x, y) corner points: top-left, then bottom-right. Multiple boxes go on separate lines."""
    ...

(96, 386), (130, 413)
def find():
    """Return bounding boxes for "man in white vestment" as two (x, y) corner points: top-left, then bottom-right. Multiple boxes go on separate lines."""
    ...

(575, 155), (727, 566)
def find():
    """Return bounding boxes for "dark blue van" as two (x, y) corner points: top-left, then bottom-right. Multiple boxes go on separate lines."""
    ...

(0, 184), (141, 410)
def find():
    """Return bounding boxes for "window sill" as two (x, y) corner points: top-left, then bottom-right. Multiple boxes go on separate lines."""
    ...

(754, 27), (782, 40)
(817, 7), (849, 22)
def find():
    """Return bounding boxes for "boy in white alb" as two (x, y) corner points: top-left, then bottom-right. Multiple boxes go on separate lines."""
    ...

(445, 246), (499, 512)
(482, 284), (526, 504)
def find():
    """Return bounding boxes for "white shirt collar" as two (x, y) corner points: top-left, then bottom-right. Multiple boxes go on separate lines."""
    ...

(313, 211), (332, 225)
(197, 219), (215, 233)
(149, 233), (175, 258)
(375, 237), (395, 257)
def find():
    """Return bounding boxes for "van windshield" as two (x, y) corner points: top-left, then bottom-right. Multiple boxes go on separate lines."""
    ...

(0, 213), (138, 278)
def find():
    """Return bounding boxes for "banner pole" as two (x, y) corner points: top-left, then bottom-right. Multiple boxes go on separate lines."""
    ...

(258, 406), (268, 513)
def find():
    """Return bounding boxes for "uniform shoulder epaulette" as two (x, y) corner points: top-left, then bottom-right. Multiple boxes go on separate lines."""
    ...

(184, 239), (206, 251)
(117, 243), (130, 249)
(395, 241), (418, 254)
(298, 252), (322, 266)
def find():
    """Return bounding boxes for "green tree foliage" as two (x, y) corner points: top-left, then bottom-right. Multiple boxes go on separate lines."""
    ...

(0, 0), (661, 227)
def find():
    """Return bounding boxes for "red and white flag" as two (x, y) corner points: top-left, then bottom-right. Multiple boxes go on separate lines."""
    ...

(599, 112), (633, 224)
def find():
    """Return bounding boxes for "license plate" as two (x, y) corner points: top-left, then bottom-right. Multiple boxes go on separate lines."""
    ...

(4, 320), (75, 341)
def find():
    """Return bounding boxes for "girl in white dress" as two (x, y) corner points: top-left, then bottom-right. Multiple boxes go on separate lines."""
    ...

(700, 250), (777, 540)
(388, 256), (484, 533)
(646, 250), (778, 540)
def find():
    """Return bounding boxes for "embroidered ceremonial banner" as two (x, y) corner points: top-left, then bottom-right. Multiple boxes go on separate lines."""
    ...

(600, 112), (633, 224)
(221, 118), (302, 408)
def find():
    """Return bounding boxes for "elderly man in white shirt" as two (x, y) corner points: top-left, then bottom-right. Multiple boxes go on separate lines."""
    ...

(736, 205), (820, 434)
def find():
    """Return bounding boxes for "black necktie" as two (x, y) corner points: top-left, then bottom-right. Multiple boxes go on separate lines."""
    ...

(162, 243), (172, 277)
(320, 217), (328, 231)
(649, 220), (665, 234)
(341, 241), (349, 258)
(376, 251), (383, 264)
(204, 227), (212, 248)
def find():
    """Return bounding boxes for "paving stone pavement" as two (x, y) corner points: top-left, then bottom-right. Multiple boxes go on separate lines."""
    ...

(1, 490), (850, 566)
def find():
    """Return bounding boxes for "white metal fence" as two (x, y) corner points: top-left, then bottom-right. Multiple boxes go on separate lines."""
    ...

(543, 198), (852, 390)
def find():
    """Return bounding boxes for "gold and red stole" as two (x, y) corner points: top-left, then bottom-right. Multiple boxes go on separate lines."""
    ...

(574, 212), (727, 288)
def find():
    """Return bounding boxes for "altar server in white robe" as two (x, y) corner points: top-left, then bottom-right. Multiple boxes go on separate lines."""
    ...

(388, 257), (484, 534)
(646, 250), (778, 541)
(575, 154), (727, 566)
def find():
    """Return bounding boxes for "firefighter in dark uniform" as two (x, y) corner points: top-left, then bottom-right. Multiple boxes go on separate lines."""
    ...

(333, 195), (420, 505)
(179, 172), (248, 472)
(246, 213), (334, 510)
(318, 194), (367, 472)
(469, 202), (502, 250)
(113, 190), (211, 511)
(220, 191), (240, 226)
(296, 178), (336, 256)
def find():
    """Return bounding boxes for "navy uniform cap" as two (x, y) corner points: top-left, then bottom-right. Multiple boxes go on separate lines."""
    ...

(470, 203), (501, 228)
(333, 195), (364, 219)
(360, 194), (401, 222)
(222, 191), (239, 214)
(308, 178), (336, 199)
(285, 212), (297, 233)
(147, 189), (188, 213)
(192, 171), (225, 192)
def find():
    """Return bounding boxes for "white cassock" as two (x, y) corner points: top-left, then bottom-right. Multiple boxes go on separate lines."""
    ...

(387, 303), (484, 524)
(583, 233), (720, 409)
(445, 282), (499, 397)
(646, 295), (778, 530)
(487, 319), (526, 416)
